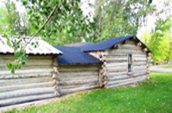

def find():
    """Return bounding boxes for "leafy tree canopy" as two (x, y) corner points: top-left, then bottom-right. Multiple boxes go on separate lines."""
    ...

(22, 0), (97, 45)
(143, 18), (172, 62)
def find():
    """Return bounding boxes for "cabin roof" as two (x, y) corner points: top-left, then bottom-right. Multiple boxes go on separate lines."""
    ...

(0, 35), (62, 55)
(54, 35), (150, 64)
(81, 35), (150, 52)
(55, 46), (102, 64)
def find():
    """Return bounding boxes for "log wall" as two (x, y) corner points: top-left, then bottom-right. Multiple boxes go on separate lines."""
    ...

(58, 64), (100, 95)
(104, 40), (149, 87)
(0, 55), (58, 107)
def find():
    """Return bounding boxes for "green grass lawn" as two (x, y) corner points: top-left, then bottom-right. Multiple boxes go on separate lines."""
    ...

(161, 65), (172, 69)
(6, 73), (172, 113)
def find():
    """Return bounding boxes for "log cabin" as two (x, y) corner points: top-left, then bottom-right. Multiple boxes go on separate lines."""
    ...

(81, 35), (151, 87)
(54, 46), (102, 95)
(0, 36), (62, 107)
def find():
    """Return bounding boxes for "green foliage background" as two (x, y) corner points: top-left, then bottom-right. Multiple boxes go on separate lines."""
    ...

(0, 0), (171, 65)
(143, 18), (172, 62)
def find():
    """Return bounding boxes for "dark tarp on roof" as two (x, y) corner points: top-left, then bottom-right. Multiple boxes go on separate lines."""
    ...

(81, 35), (150, 52)
(54, 35), (150, 64)
(81, 35), (133, 51)
(54, 46), (102, 64)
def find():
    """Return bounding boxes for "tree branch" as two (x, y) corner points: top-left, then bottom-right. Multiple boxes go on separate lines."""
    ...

(23, 2), (60, 48)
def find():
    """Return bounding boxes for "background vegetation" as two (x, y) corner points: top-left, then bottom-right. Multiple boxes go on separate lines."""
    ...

(0, 0), (171, 71)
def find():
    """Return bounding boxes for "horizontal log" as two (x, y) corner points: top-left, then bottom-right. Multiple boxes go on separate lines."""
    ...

(0, 77), (53, 87)
(133, 68), (148, 72)
(106, 52), (146, 56)
(133, 66), (147, 70)
(108, 49), (145, 55)
(125, 40), (137, 45)
(133, 57), (147, 61)
(57, 75), (98, 82)
(58, 71), (98, 77)
(0, 69), (53, 76)
(133, 54), (146, 57)
(58, 78), (98, 86)
(106, 71), (128, 77)
(121, 45), (144, 51)
(106, 66), (127, 72)
(0, 65), (52, 71)
(59, 67), (99, 72)
(106, 76), (147, 87)
(122, 43), (137, 47)
(133, 62), (147, 66)
(133, 70), (148, 75)
(0, 87), (55, 100)
(0, 59), (52, 67)
(0, 72), (51, 80)
(0, 81), (54, 92)
(59, 82), (97, 90)
(106, 62), (128, 67)
(134, 72), (147, 77)
(0, 93), (56, 107)
(107, 75), (129, 81)
(106, 57), (128, 62)
(60, 84), (98, 95)
(59, 64), (99, 68)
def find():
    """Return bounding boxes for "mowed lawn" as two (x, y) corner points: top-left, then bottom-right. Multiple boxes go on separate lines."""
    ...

(6, 73), (172, 113)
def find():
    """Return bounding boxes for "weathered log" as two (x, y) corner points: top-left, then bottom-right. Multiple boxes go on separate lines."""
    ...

(0, 87), (55, 100)
(106, 57), (128, 62)
(137, 42), (142, 46)
(0, 93), (56, 107)
(144, 48), (148, 52)
(59, 82), (97, 89)
(0, 77), (53, 87)
(107, 74), (129, 81)
(133, 54), (146, 57)
(58, 78), (98, 86)
(59, 67), (98, 72)
(0, 81), (54, 92)
(134, 72), (147, 76)
(106, 66), (127, 72)
(132, 70), (148, 74)
(60, 84), (98, 95)
(58, 71), (98, 77)
(0, 59), (52, 67)
(133, 62), (147, 66)
(133, 66), (147, 70)
(0, 72), (51, 79)
(0, 69), (52, 76)
(133, 57), (147, 61)
(107, 49), (145, 56)
(106, 76), (147, 87)
(106, 71), (127, 77)
(57, 75), (98, 82)
(106, 62), (128, 67)
(107, 76), (146, 88)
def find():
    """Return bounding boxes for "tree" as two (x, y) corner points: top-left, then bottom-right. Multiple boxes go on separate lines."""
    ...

(0, 1), (28, 37)
(144, 18), (172, 62)
(93, 0), (155, 41)
(22, 0), (97, 45)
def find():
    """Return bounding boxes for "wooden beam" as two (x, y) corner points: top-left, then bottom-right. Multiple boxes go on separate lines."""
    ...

(137, 42), (142, 46)
(144, 48), (148, 52)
